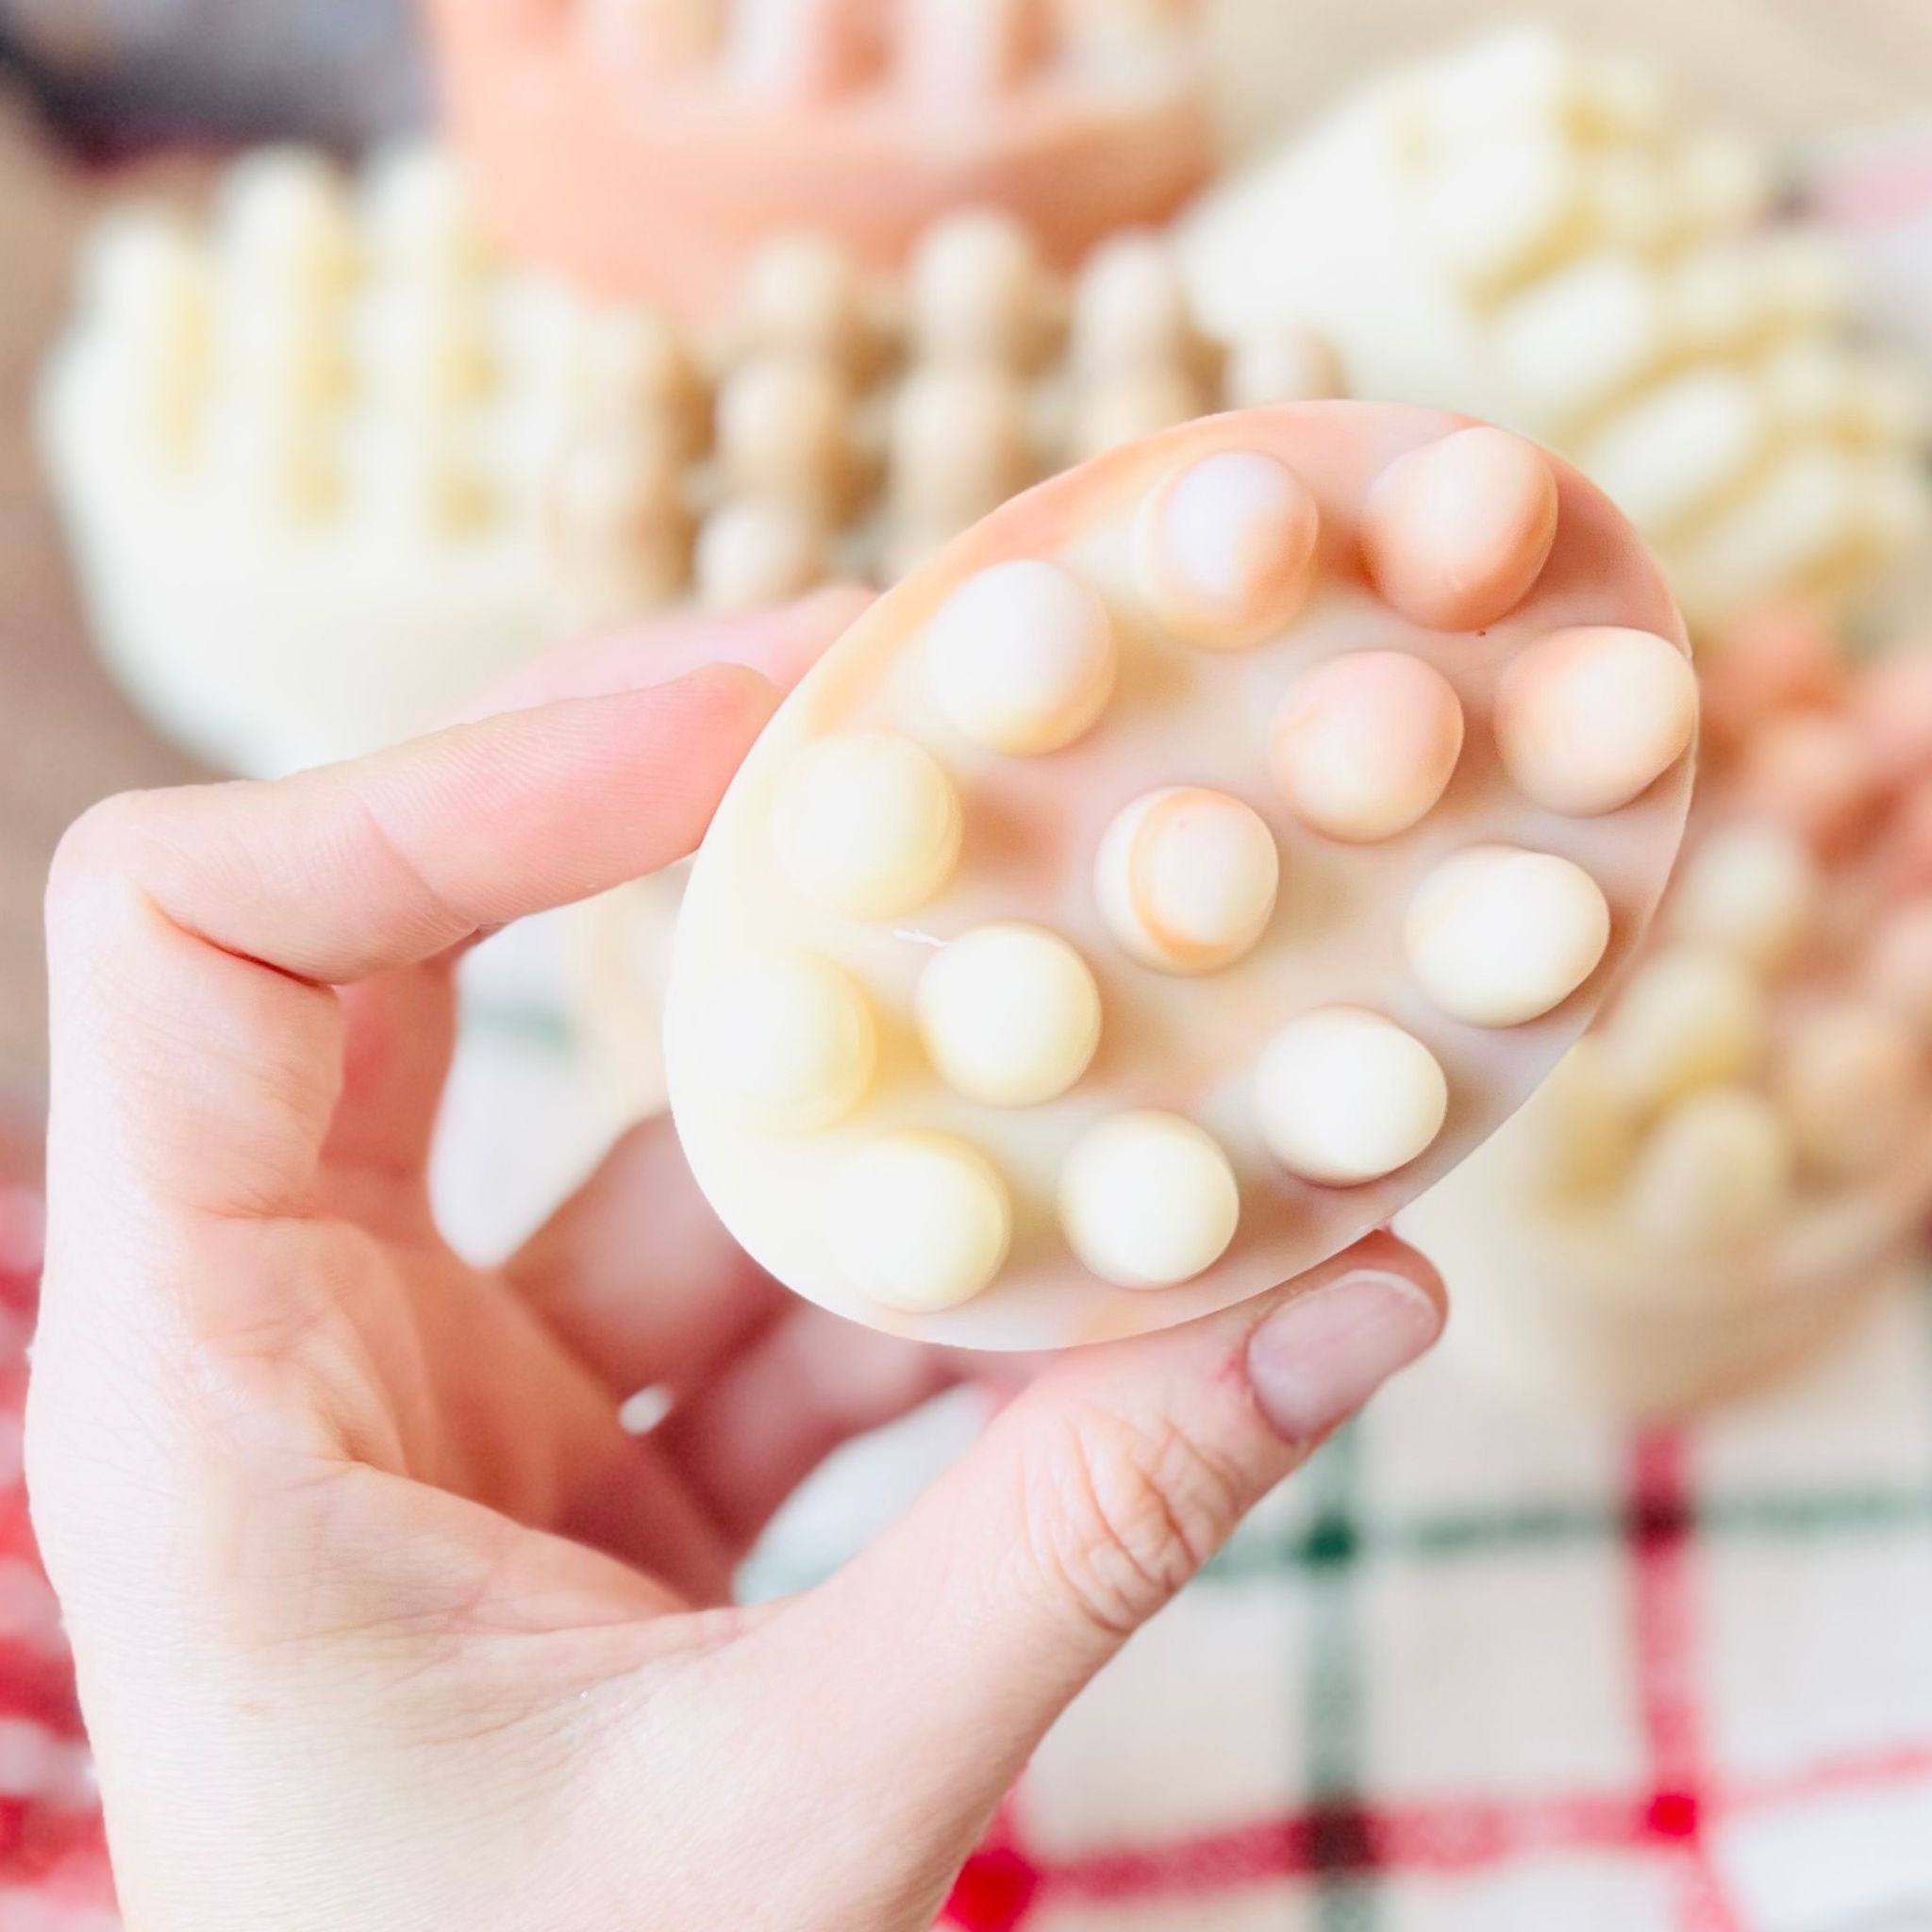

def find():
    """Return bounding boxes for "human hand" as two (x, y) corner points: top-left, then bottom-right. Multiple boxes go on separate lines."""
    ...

(29, 592), (1444, 1932)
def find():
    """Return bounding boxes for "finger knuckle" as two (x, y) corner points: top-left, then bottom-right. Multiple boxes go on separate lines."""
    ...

(1022, 1407), (1252, 1641)
(45, 791), (157, 913)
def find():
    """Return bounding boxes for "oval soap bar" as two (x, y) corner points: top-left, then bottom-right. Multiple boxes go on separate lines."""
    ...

(665, 402), (1695, 1348)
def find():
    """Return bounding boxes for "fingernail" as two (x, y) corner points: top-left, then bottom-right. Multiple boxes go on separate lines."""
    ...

(1246, 1273), (1441, 1443)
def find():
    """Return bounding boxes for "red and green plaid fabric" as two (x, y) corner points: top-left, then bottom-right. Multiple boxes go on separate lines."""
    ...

(0, 1185), (118, 1932)
(9, 956), (1932, 1930)
(930, 1291), (1932, 1932)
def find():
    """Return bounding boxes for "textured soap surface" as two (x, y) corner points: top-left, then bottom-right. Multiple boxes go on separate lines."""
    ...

(665, 402), (1695, 1349)
(1177, 25), (1932, 631)
(1397, 610), (1932, 1414)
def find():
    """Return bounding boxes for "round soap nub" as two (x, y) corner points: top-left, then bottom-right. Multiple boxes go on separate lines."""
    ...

(917, 924), (1103, 1108)
(1599, 945), (1766, 1113)
(362, 143), (485, 282)
(1493, 626), (1698, 817)
(1255, 1008), (1449, 1185)
(1271, 653), (1465, 842)
(774, 733), (962, 918)
(696, 499), (826, 613)
(217, 148), (358, 298)
(1224, 328), (1344, 409)
(1774, 1003), (1922, 1179)
(741, 233), (869, 369)
(1060, 1112), (1241, 1291)
(1406, 845), (1610, 1026)
(926, 561), (1118, 755)
(1361, 427), (1559, 633)
(1075, 366), (1207, 463)
(717, 351), (852, 508)
(1095, 788), (1280, 974)
(700, 949), (876, 1133)
(910, 209), (1046, 366)
(1136, 451), (1321, 649)
(1627, 1087), (1792, 1251)
(1667, 824), (1818, 973)
(830, 1134), (1012, 1312)
(1073, 232), (1196, 375)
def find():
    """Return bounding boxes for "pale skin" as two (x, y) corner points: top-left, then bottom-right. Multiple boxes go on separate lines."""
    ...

(27, 591), (1444, 1932)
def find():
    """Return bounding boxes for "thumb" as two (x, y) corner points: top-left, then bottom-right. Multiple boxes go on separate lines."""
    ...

(757, 1234), (1441, 1846)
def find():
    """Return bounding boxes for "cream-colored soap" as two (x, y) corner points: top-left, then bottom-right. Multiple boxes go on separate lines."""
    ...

(1255, 1008), (1448, 1185)
(1494, 626), (1700, 817)
(1406, 845), (1611, 1027)
(1598, 945), (1766, 1113)
(701, 948), (877, 1132)
(890, 363), (1035, 542)
(1626, 1086), (1792, 1250)
(739, 232), (873, 368)
(664, 404), (1693, 1350)
(1095, 788), (1280, 975)
(774, 732), (961, 918)
(1060, 1111), (1241, 1290)
(1271, 652), (1464, 842)
(1667, 824), (1818, 973)
(716, 350), (853, 508)
(830, 1133), (1012, 1311)
(1774, 1003), (1922, 1180)
(926, 560), (1117, 755)
(1072, 231), (1197, 376)
(1136, 450), (1320, 649)
(1361, 429), (1559, 634)
(909, 209), (1050, 367)
(1176, 24), (1931, 631)
(696, 499), (827, 613)
(917, 924), (1103, 1108)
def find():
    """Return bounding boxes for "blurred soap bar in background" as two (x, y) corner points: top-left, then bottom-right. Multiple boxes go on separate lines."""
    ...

(0, 0), (425, 149)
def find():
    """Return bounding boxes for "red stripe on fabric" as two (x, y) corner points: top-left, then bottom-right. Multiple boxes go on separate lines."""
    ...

(1722, 1742), (1932, 1813)
(1045, 1794), (1656, 1899)
(955, 1724), (1932, 1914)
(945, 1805), (1042, 1932)
(1624, 1431), (1745, 1932)
(1629, 1434), (1702, 1790)
(950, 1730), (1932, 1923)
(941, 1420), (1932, 1922)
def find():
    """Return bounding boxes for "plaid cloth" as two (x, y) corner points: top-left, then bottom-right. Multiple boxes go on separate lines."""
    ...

(0, 1185), (116, 1932)
(460, 940), (1932, 1932)
(4, 934), (1932, 1928)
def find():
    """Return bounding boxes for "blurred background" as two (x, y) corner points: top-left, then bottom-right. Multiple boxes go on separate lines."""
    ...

(0, 0), (1924, 1108)
(0, 0), (1924, 1102)
(2, 4), (1932, 1928)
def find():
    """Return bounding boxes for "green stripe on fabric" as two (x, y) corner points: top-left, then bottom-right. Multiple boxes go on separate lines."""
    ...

(459, 998), (577, 1051)
(1201, 1484), (1932, 1587)
(1301, 1425), (1381, 1932)
(744, 1476), (1932, 1602)
(1706, 1491), (1932, 1536)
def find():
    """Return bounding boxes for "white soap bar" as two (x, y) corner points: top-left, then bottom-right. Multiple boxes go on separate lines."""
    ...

(1398, 628), (1932, 1418)
(38, 141), (628, 777)
(665, 401), (1694, 1349)
(1174, 24), (1931, 630)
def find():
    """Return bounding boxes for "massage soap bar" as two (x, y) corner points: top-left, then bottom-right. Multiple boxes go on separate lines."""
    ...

(1400, 612), (1932, 1415)
(665, 402), (1697, 1348)
(424, 0), (1215, 318)
(1177, 25), (1932, 631)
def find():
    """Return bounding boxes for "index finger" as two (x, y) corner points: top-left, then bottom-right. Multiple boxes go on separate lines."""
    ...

(42, 576), (873, 1224)
(456, 584), (874, 723)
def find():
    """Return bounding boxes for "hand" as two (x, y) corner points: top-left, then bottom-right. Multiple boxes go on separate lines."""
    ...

(28, 593), (1444, 1932)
